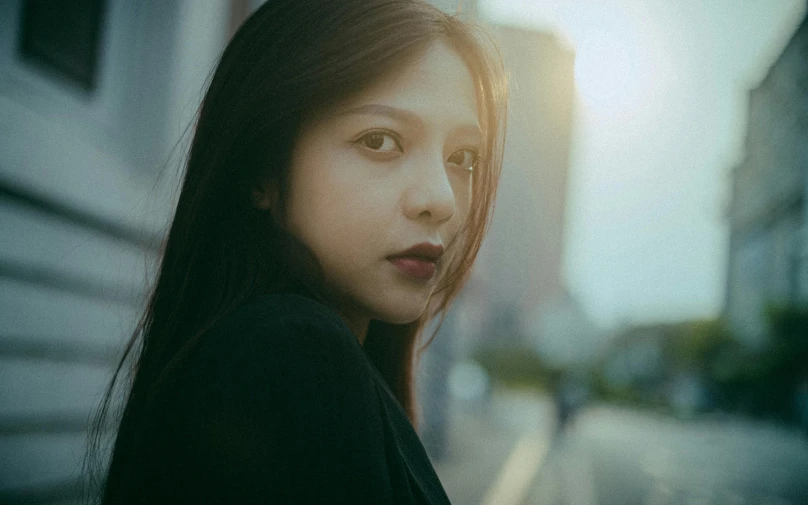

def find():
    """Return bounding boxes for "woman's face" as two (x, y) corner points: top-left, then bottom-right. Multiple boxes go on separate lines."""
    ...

(281, 41), (480, 339)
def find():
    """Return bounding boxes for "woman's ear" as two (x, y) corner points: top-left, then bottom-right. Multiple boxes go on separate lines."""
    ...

(251, 188), (271, 210)
(250, 180), (276, 211)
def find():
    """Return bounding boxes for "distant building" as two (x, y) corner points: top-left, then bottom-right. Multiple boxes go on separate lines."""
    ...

(725, 15), (808, 345)
(453, 24), (576, 353)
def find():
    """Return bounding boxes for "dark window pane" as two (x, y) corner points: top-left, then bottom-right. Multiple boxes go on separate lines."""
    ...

(19, 0), (106, 91)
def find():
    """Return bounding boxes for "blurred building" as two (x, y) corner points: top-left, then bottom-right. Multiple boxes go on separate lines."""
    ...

(0, 1), (231, 502)
(725, 14), (808, 345)
(453, 25), (576, 354)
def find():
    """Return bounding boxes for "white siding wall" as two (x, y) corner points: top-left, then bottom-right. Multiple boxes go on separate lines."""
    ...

(0, 1), (228, 502)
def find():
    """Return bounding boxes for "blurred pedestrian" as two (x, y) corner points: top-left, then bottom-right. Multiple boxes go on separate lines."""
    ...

(84, 1), (507, 504)
(553, 371), (590, 434)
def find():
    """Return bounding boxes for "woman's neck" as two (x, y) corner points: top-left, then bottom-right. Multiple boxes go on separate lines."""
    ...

(339, 314), (369, 346)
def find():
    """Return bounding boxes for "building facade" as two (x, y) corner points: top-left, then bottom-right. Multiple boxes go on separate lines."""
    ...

(479, 25), (575, 315)
(726, 15), (808, 344)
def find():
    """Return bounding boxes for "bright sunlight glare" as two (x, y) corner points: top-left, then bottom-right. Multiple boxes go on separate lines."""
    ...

(476, 1), (670, 123)
(567, 5), (668, 124)
(574, 37), (652, 117)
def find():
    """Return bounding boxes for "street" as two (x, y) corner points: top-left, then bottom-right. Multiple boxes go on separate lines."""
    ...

(433, 388), (555, 505)
(435, 389), (808, 505)
(528, 404), (808, 505)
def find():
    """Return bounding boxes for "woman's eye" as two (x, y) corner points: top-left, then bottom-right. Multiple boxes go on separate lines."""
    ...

(447, 148), (479, 172)
(356, 131), (401, 153)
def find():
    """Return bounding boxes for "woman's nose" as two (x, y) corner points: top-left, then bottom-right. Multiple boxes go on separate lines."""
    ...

(403, 153), (457, 225)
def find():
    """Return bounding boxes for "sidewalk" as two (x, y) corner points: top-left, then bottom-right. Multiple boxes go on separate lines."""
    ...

(432, 387), (556, 505)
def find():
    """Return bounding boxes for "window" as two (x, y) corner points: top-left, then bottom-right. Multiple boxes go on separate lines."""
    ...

(18, 0), (106, 91)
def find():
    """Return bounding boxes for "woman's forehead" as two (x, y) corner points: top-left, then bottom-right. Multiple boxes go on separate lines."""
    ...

(334, 42), (481, 132)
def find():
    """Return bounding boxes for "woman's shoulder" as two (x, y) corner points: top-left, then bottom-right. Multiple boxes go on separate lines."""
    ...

(183, 292), (372, 391)
(202, 292), (362, 356)
(212, 292), (349, 334)
(176, 291), (380, 427)
(166, 293), (390, 502)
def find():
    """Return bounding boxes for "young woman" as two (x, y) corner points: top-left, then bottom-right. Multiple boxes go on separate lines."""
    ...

(87, 0), (507, 503)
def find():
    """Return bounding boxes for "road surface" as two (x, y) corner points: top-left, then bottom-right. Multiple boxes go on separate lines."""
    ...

(526, 405), (808, 505)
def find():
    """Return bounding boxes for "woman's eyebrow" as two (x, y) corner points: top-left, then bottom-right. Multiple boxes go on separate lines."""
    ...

(338, 104), (481, 137)
(339, 104), (421, 125)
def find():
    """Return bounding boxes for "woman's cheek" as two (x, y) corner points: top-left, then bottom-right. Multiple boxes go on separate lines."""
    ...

(459, 185), (473, 222)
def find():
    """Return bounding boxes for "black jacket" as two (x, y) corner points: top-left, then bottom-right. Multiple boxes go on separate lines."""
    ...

(143, 292), (452, 504)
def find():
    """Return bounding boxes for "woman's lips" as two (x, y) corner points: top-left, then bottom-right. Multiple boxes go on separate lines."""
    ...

(388, 257), (436, 280)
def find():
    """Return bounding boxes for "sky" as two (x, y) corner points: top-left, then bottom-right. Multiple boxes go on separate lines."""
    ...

(478, 0), (807, 329)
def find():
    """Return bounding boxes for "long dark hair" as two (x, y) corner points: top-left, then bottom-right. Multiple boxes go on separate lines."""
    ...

(86, 0), (507, 502)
